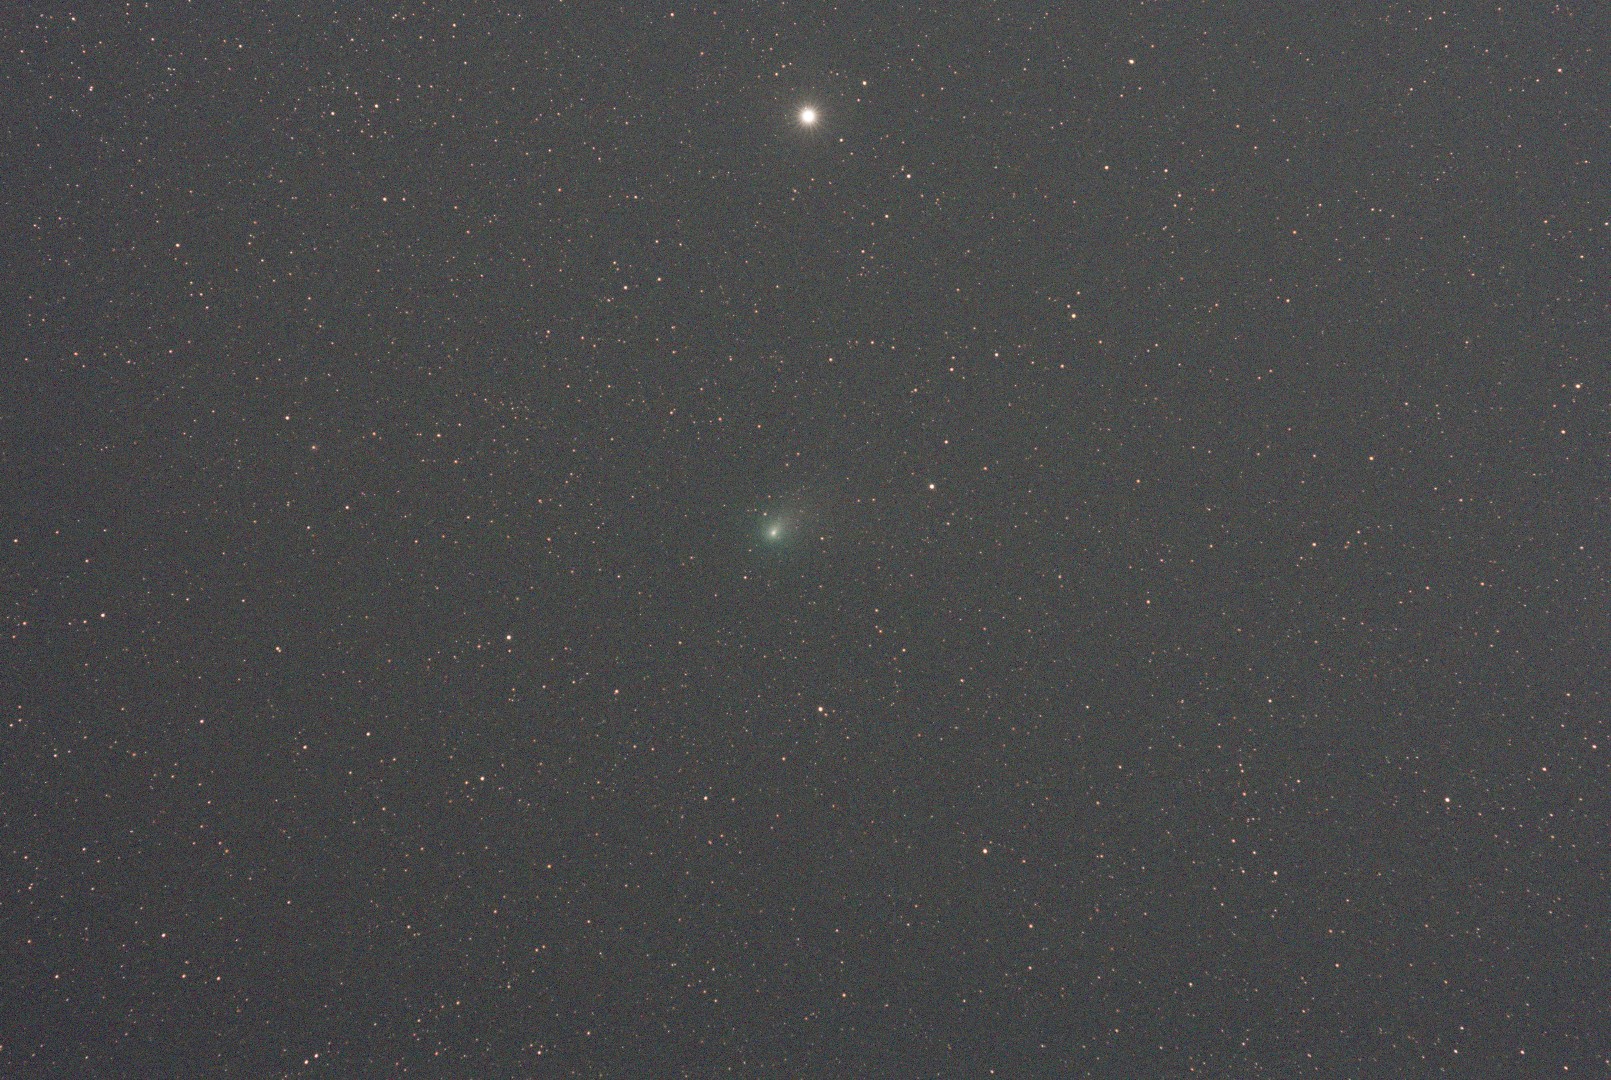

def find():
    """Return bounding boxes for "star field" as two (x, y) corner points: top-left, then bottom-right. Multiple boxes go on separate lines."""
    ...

(4, 3), (1606, 1076)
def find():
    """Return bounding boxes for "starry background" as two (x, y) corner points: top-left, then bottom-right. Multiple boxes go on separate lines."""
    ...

(4, 3), (1606, 1076)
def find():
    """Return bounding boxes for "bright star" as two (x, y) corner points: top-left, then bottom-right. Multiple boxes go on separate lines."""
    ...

(799, 107), (817, 126)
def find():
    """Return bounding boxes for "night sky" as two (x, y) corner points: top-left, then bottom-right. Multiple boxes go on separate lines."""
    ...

(5, 3), (1606, 1076)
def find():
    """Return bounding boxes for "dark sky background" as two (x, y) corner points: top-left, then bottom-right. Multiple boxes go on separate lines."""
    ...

(4, 3), (1606, 1076)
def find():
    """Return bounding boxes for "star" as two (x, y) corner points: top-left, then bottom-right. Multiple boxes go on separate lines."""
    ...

(799, 107), (817, 127)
